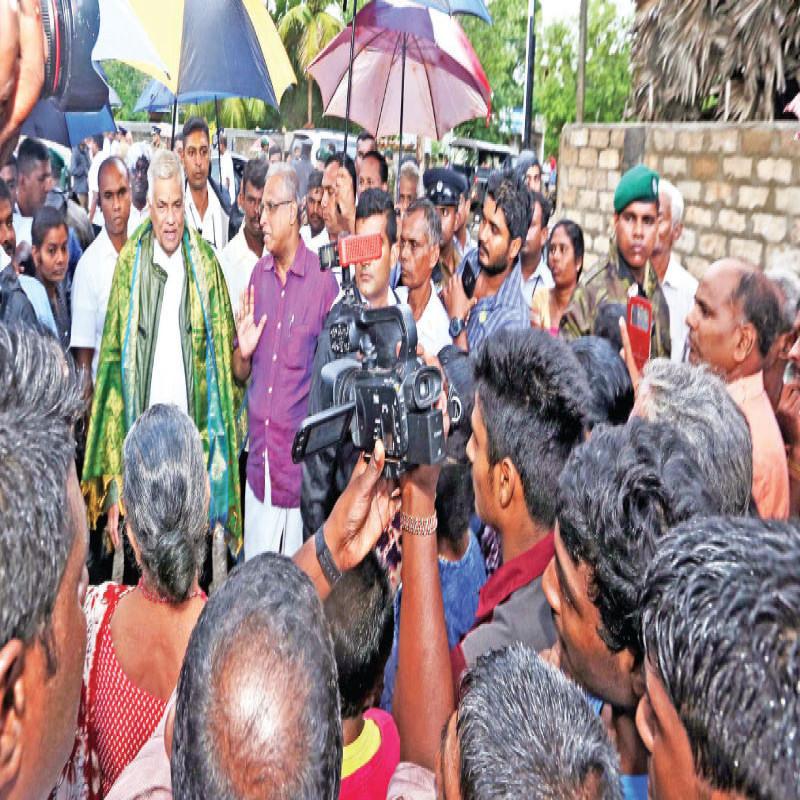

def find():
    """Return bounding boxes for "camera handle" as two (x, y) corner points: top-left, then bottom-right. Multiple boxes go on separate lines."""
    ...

(354, 304), (419, 364)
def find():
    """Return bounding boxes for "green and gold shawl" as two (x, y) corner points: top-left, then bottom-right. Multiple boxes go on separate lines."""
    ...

(82, 222), (247, 554)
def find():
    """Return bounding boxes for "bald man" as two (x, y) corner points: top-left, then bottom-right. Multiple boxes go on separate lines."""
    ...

(686, 258), (788, 518)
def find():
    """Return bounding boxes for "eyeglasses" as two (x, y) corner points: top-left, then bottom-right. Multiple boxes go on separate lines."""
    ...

(259, 199), (293, 217)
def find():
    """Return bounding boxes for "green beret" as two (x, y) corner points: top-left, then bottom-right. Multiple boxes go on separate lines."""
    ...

(613, 165), (659, 213)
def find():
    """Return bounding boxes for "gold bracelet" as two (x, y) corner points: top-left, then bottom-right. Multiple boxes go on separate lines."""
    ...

(399, 511), (438, 537)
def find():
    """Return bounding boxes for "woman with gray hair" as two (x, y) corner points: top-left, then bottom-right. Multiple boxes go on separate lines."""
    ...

(59, 404), (209, 798)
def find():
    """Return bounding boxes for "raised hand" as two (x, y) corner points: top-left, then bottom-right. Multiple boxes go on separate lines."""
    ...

(236, 285), (266, 361)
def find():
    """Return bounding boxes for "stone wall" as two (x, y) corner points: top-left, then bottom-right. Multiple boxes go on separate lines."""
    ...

(555, 122), (800, 277)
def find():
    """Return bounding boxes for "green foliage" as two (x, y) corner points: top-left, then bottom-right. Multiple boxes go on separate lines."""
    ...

(102, 61), (151, 121)
(535, 0), (632, 155)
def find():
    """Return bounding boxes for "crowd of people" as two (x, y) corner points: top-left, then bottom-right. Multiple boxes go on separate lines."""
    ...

(2, 104), (800, 800)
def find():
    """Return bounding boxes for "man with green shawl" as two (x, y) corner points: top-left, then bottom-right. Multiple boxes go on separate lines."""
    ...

(82, 149), (246, 558)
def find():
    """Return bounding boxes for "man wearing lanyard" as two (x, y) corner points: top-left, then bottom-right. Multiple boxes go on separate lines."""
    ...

(183, 116), (229, 253)
(234, 163), (338, 559)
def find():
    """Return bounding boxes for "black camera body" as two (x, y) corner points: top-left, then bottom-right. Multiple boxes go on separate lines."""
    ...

(292, 276), (445, 477)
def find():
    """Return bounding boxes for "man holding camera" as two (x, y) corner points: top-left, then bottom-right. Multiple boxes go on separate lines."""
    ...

(234, 163), (338, 560)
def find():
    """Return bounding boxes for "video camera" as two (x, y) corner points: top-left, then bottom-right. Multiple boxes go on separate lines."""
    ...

(292, 233), (446, 478)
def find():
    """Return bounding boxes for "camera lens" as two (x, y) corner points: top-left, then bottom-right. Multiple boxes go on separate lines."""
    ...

(39, 0), (109, 111)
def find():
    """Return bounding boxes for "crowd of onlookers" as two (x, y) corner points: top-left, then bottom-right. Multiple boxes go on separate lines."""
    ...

(1, 112), (800, 800)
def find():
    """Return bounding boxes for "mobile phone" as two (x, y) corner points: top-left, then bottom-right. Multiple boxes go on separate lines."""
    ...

(626, 295), (653, 371)
(292, 402), (356, 463)
(462, 261), (477, 299)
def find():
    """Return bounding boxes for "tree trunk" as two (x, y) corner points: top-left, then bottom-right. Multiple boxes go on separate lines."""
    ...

(308, 79), (313, 127)
(576, 0), (588, 122)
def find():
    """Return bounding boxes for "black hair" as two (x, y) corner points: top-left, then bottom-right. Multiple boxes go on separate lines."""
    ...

(182, 116), (210, 143)
(569, 336), (633, 429)
(323, 551), (393, 719)
(3, 153), (16, 169)
(550, 218), (584, 268)
(172, 553), (342, 800)
(435, 465), (474, 546)
(31, 206), (67, 249)
(642, 516), (800, 799)
(356, 188), (397, 245)
(0, 324), (82, 673)
(486, 174), (532, 243)
(326, 151), (356, 198)
(308, 169), (324, 191)
(0, 178), (10, 204)
(472, 328), (587, 528)
(17, 137), (50, 175)
(732, 270), (781, 358)
(361, 150), (388, 185)
(592, 303), (626, 353)
(357, 130), (376, 145)
(557, 419), (716, 665)
(242, 157), (269, 194)
(530, 191), (551, 228)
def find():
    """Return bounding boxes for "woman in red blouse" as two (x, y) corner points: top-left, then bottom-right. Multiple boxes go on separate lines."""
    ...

(59, 404), (210, 798)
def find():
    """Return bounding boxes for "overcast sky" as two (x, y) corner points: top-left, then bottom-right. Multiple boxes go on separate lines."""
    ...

(540, 0), (634, 27)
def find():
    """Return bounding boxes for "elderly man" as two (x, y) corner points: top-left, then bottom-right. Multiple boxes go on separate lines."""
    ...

(82, 149), (245, 557)
(70, 157), (132, 396)
(687, 258), (788, 519)
(234, 163), (338, 559)
(219, 158), (267, 312)
(125, 143), (151, 234)
(650, 179), (697, 362)
(638, 517), (800, 800)
(763, 267), (800, 410)
(183, 116), (229, 252)
(300, 169), (329, 254)
(397, 160), (420, 220)
(561, 165), (671, 360)
(397, 198), (452, 354)
(442, 173), (531, 352)
(0, 324), (87, 800)
(424, 167), (466, 284)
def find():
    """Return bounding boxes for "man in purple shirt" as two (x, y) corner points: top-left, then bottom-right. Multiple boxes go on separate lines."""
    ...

(234, 163), (338, 559)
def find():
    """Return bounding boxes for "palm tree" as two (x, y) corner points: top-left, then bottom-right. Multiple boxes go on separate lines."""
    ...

(279, 0), (344, 126)
(630, 0), (800, 121)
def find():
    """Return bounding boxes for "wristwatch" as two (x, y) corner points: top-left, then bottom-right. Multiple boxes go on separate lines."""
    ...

(449, 316), (466, 338)
(315, 525), (342, 587)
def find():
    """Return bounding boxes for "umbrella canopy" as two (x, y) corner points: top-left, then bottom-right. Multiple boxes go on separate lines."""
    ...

(92, 0), (168, 76)
(120, 0), (296, 110)
(133, 79), (235, 113)
(308, 0), (491, 140)
(414, 0), (492, 25)
(21, 101), (117, 148)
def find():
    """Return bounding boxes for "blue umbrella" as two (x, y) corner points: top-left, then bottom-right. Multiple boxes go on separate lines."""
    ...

(21, 100), (117, 148)
(415, 0), (492, 24)
(133, 78), (237, 113)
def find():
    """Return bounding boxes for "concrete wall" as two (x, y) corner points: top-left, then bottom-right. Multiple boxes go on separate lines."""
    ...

(555, 122), (800, 277)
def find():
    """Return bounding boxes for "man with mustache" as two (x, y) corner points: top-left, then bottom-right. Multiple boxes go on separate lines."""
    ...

(0, 177), (36, 325)
(300, 169), (328, 255)
(561, 165), (671, 360)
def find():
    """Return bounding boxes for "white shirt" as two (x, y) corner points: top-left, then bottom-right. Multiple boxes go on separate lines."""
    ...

(220, 227), (263, 314)
(300, 224), (330, 256)
(220, 150), (235, 204)
(185, 182), (227, 253)
(70, 228), (119, 380)
(520, 255), (554, 307)
(128, 204), (149, 236)
(661, 254), (698, 363)
(88, 152), (109, 227)
(148, 240), (188, 413)
(0, 246), (8, 269)
(396, 282), (452, 355)
(12, 206), (32, 246)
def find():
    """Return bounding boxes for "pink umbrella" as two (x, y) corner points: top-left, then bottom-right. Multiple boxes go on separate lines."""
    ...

(308, 0), (491, 142)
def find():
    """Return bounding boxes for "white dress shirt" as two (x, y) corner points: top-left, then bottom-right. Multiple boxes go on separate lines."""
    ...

(396, 281), (452, 355)
(12, 206), (32, 246)
(300, 224), (330, 255)
(148, 239), (188, 412)
(661, 254), (698, 363)
(185, 182), (227, 252)
(127, 204), (150, 236)
(88, 152), (109, 227)
(70, 227), (120, 380)
(220, 227), (263, 314)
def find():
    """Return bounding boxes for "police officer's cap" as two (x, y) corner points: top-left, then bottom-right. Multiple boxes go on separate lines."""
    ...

(424, 168), (467, 207)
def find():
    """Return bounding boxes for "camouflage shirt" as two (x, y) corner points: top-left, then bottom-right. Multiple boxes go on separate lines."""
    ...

(560, 243), (672, 359)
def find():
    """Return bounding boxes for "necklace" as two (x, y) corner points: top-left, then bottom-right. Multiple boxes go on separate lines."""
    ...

(137, 578), (206, 605)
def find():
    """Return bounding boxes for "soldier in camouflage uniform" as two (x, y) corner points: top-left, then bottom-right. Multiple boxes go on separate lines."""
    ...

(560, 165), (671, 360)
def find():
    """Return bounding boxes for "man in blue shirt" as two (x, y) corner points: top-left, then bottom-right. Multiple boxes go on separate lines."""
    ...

(442, 172), (529, 351)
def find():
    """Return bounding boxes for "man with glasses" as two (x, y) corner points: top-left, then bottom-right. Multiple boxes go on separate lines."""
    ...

(234, 163), (338, 560)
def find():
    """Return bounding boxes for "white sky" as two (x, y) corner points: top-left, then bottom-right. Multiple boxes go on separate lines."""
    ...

(540, 0), (634, 27)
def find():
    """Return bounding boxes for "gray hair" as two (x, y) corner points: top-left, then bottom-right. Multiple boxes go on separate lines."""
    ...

(765, 267), (800, 334)
(267, 162), (300, 204)
(147, 148), (185, 204)
(399, 160), (421, 194)
(458, 644), (623, 800)
(659, 178), (684, 226)
(0, 323), (82, 669)
(406, 197), (442, 247)
(638, 360), (753, 515)
(122, 404), (208, 602)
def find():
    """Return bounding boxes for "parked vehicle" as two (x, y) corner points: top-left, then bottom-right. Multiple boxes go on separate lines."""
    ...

(286, 129), (357, 165)
(449, 137), (516, 209)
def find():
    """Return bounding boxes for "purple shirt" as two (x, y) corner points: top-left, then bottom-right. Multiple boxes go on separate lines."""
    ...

(247, 238), (338, 507)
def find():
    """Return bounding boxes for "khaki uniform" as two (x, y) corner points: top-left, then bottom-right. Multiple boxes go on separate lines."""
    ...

(560, 243), (671, 359)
